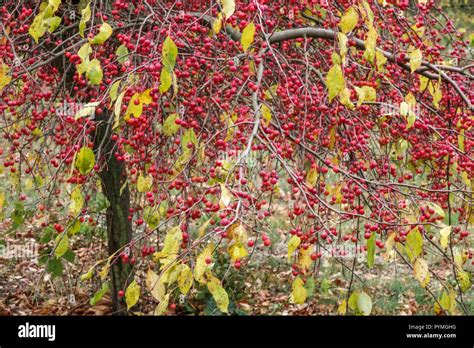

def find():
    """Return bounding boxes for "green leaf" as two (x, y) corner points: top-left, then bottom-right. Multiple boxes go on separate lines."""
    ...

(159, 68), (172, 94)
(304, 277), (315, 298)
(86, 59), (103, 85)
(290, 276), (307, 304)
(90, 283), (108, 306)
(357, 291), (372, 315)
(241, 22), (256, 52)
(326, 64), (345, 102)
(367, 232), (375, 269)
(405, 227), (423, 263)
(54, 234), (69, 258)
(90, 192), (110, 212)
(116, 44), (129, 64)
(89, 22), (113, 45)
(125, 280), (141, 310)
(75, 147), (95, 175)
(47, 258), (63, 277)
(62, 249), (75, 263)
(162, 36), (178, 71)
(163, 114), (180, 136)
(143, 206), (160, 229)
(339, 6), (359, 34)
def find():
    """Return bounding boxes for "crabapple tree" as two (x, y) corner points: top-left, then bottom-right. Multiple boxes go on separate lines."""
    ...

(0, 0), (472, 315)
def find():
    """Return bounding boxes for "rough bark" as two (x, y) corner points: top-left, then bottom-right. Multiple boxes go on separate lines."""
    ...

(93, 114), (133, 315)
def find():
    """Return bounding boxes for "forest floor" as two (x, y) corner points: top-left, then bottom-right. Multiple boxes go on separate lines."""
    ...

(1, 214), (472, 316)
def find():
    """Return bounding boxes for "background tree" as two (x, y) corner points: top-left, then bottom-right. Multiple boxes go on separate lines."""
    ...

(0, 0), (472, 315)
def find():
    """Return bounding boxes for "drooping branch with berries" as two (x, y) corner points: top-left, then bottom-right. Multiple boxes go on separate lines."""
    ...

(0, 0), (472, 315)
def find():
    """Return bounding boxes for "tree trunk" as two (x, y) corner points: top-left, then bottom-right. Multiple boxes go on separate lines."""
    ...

(93, 114), (132, 315)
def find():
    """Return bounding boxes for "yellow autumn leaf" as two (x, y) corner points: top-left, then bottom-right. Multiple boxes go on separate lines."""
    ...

(339, 6), (359, 34)
(156, 226), (182, 259)
(357, 291), (372, 315)
(68, 186), (84, 216)
(154, 293), (170, 315)
(306, 167), (319, 187)
(213, 12), (223, 34)
(125, 280), (141, 310)
(457, 270), (471, 292)
(363, 23), (378, 63)
(287, 235), (301, 261)
(220, 183), (232, 207)
(89, 22), (112, 45)
(298, 247), (313, 270)
(405, 227), (423, 263)
(146, 269), (166, 301)
(220, 0), (235, 19)
(0, 62), (12, 91)
(354, 86), (376, 107)
(290, 276), (307, 304)
(439, 226), (451, 251)
(194, 243), (214, 283)
(458, 130), (465, 152)
(79, 2), (91, 37)
(260, 104), (272, 125)
(375, 50), (387, 71)
(241, 22), (256, 52)
(137, 173), (153, 193)
(326, 64), (345, 102)
(163, 113), (180, 136)
(429, 203), (445, 218)
(434, 289), (456, 315)
(414, 258), (430, 287)
(159, 67), (172, 94)
(54, 234), (69, 258)
(409, 48), (423, 73)
(228, 242), (248, 261)
(338, 299), (347, 315)
(178, 264), (193, 295)
(339, 87), (354, 109)
(206, 273), (229, 313)
(337, 32), (348, 62)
